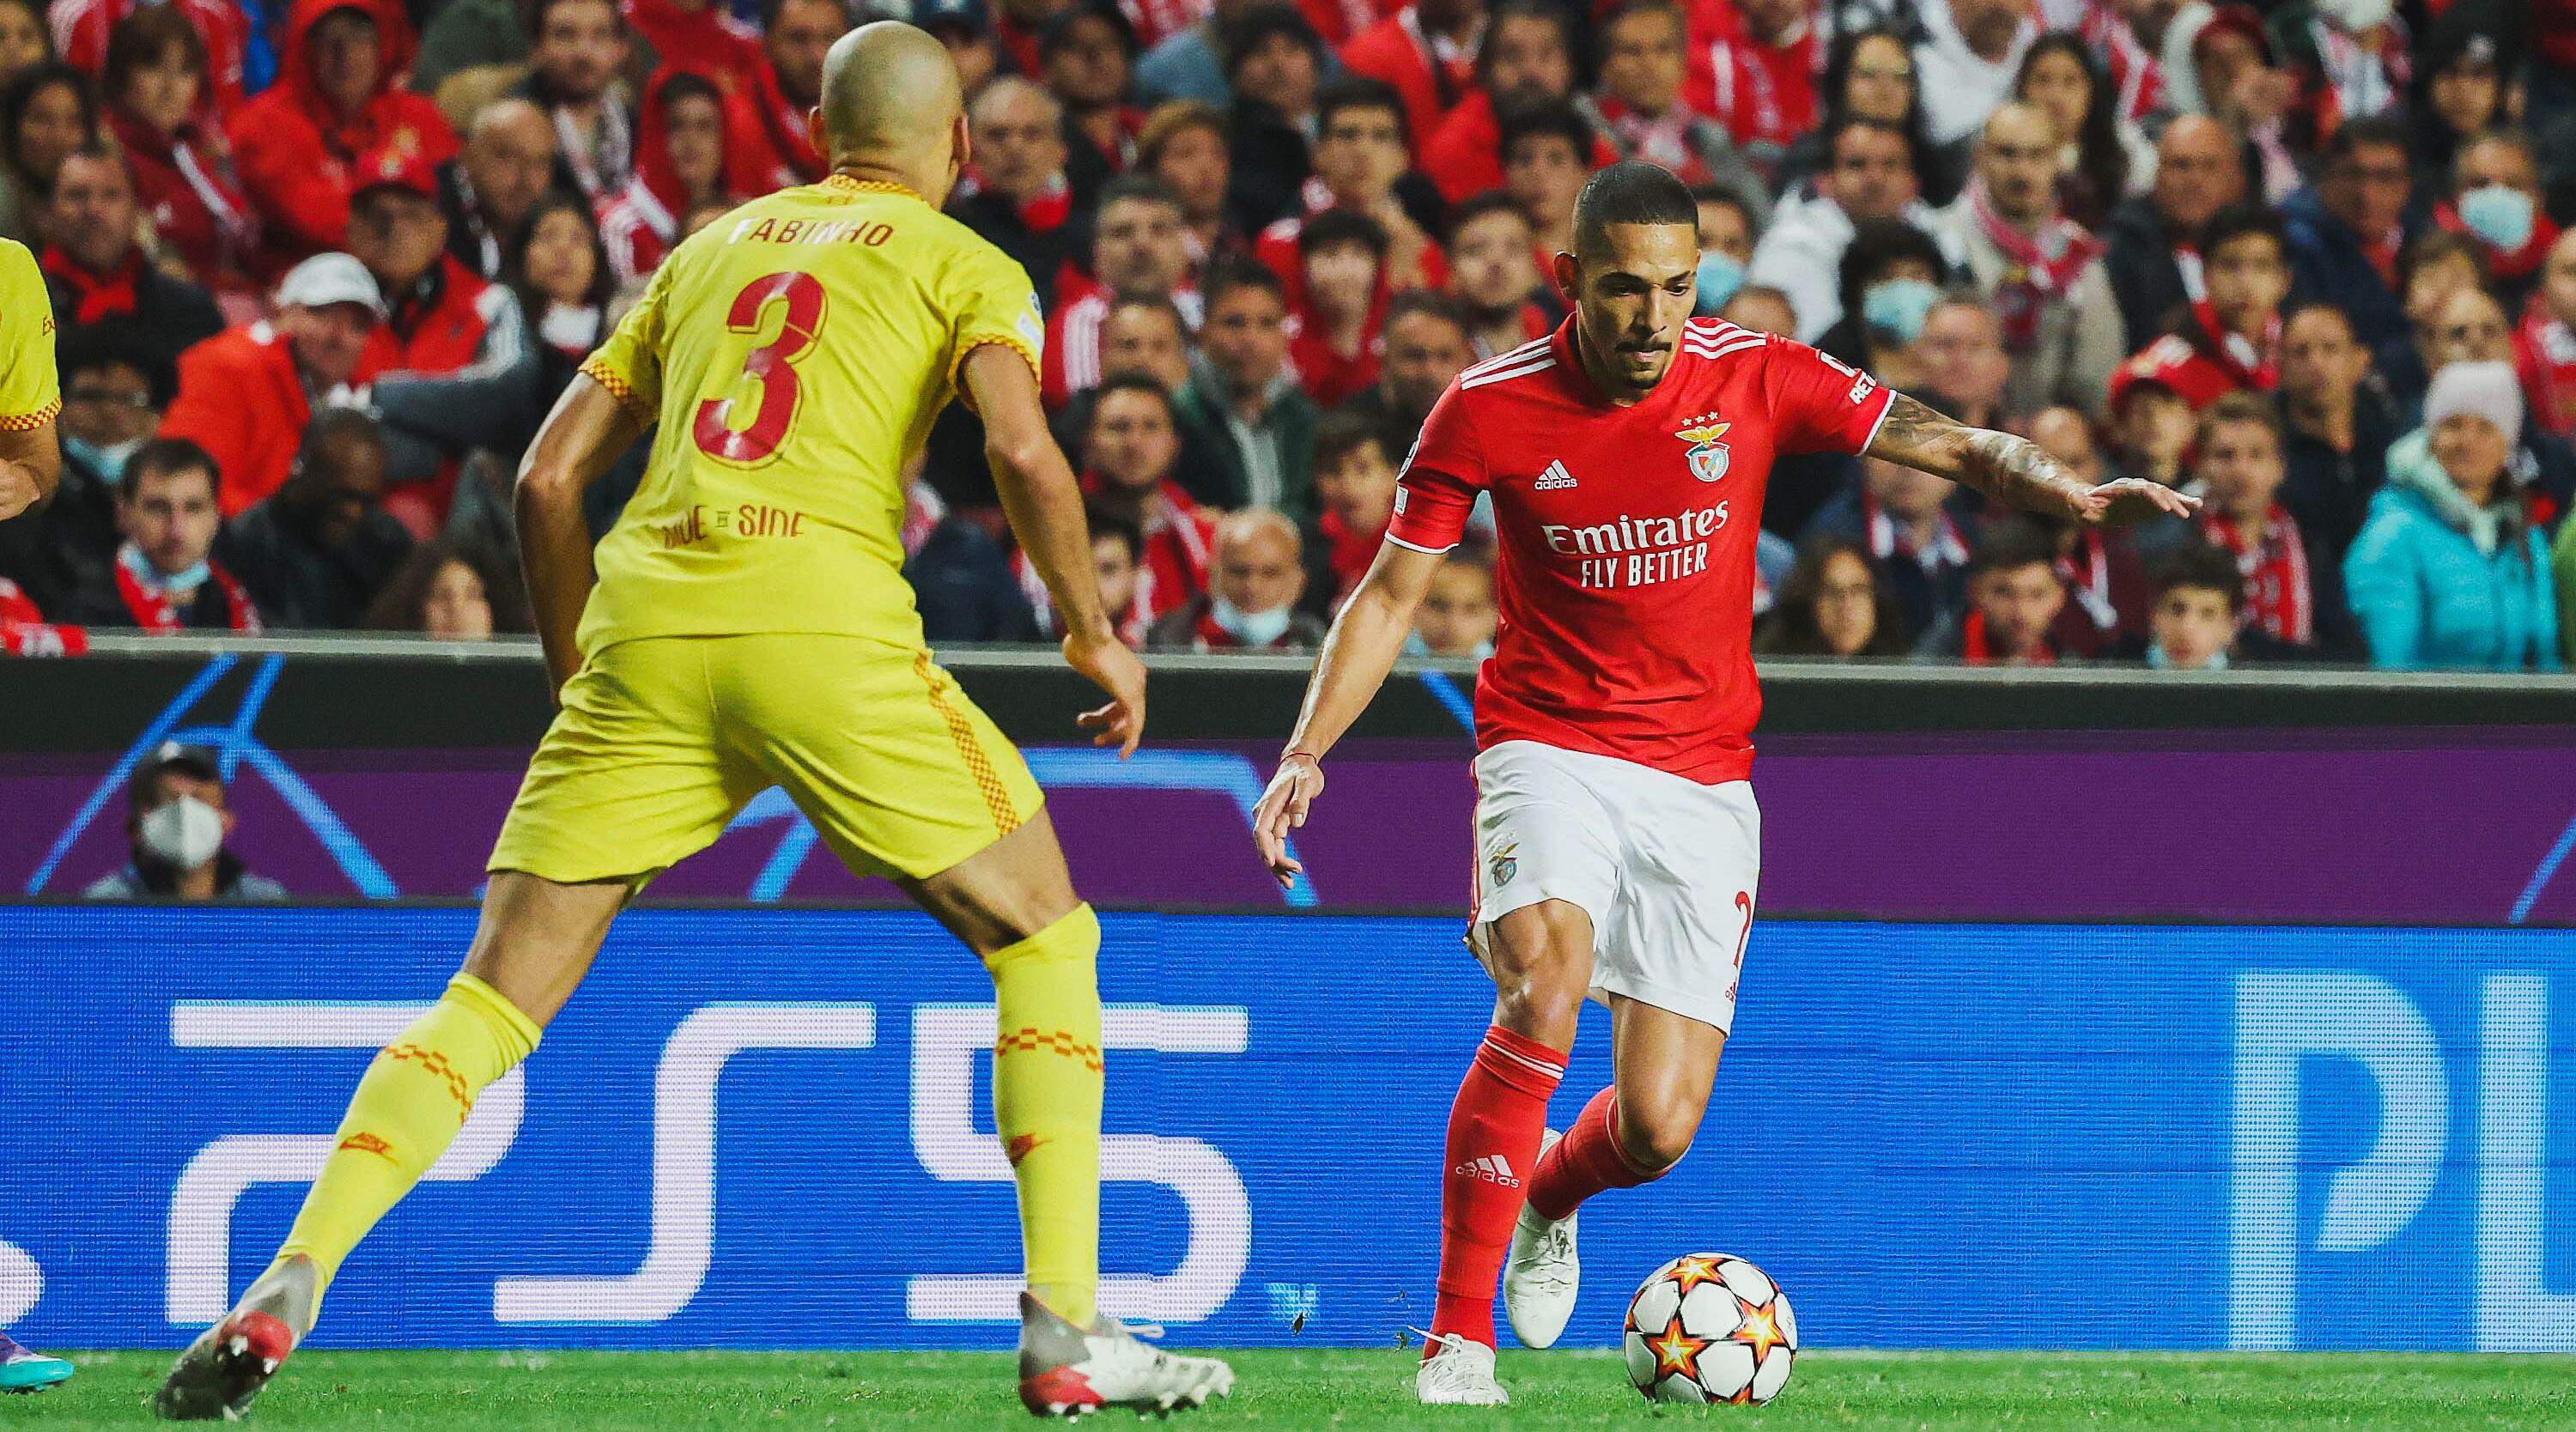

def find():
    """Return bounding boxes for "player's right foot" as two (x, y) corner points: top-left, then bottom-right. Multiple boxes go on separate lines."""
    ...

(155, 1254), (317, 1421)
(1016, 1290), (1234, 1417)
(0, 1332), (72, 1393)
(1504, 1127), (1580, 1349)
(1414, 1331), (1509, 1405)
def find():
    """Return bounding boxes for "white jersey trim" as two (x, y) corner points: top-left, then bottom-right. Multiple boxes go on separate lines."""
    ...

(1461, 336), (1549, 378)
(1385, 531), (1459, 554)
(1460, 356), (1555, 390)
(1857, 385), (1897, 453)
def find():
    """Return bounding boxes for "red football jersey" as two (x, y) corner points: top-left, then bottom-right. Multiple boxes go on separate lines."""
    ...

(1389, 316), (1893, 783)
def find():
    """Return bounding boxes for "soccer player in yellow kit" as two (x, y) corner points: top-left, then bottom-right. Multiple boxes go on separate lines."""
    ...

(158, 23), (1232, 1422)
(0, 237), (62, 525)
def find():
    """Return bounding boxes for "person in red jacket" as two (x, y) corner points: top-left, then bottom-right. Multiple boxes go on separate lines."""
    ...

(621, 0), (852, 191)
(2113, 203), (2291, 413)
(224, 0), (458, 267)
(1683, 0), (1817, 178)
(598, 66), (766, 285)
(1336, 0), (1481, 148)
(1420, 0), (1595, 203)
(161, 251), (386, 516)
(97, 5), (258, 293)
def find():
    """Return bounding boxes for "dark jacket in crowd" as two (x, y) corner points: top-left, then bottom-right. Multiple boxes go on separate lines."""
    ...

(907, 516), (1042, 643)
(0, 444), (120, 616)
(945, 188), (1084, 311)
(1225, 99), (1312, 236)
(2281, 185), (2421, 376)
(2281, 391), (2399, 559)
(1800, 482), (1977, 640)
(2101, 194), (2193, 353)
(214, 497), (415, 629)
(45, 258), (225, 383)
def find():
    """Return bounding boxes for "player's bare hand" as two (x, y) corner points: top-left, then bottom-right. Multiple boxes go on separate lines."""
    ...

(1065, 630), (1146, 758)
(0, 461), (41, 521)
(1251, 753), (1324, 890)
(2075, 478), (2199, 527)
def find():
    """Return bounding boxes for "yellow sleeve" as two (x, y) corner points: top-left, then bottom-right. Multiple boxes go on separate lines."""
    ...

(0, 240), (59, 433)
(579, 253), (674, 423)
(942, 237), (1045, 405)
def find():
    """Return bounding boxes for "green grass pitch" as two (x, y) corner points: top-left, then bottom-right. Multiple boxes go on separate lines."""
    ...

(11, 1349), (2576, 1429)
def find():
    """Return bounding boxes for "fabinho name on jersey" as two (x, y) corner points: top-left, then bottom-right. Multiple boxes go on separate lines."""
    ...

(726, 215), (897, 248)
(1542, 501), (1729, 590)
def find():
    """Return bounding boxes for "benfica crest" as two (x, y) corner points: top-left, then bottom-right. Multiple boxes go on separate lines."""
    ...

(1675, 415), (1731, 482)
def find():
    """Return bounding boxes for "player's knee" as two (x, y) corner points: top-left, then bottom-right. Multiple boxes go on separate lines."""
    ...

(1615, 1091), (1701, 1173)
(1491, 961), (1589, 1035)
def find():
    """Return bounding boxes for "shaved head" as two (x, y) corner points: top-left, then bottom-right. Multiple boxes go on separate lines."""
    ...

(815, 20), (968, 198)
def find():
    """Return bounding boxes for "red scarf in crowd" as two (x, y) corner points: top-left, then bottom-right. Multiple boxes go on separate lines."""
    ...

(0, 576), (85, 656)
(1967, 179), (2102, 353)
(2434, 199), (2563, 286)
(2054, 530), (2117, 633)
(1592, 95), (1708, 183)
(2201, 507), (2312, 646)
(2076, 0), (2166, 121)
(2517, 307), (2576, 438)
(2190, 299), (2281, 390)
(1862, 490), (1970, 573)
(39, 246), (142, 324)
(1960, 610), (2054, 665)
(114, 549), (261, 634)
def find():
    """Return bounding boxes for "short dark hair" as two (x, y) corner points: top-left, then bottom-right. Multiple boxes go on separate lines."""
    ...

(295, 408), (386, 475)
(1600, 0), (1683, 40)
(1827, 112), (1909, 161)
(1498, 97), (1590, 168)
(1297, 204), (1388, 258)
(2197, 388), (2282, 446)
(1837, 216), (1948, 340)
(128, 741), (220, 813)
(2150, 539), (2245, 610)
(1314, 405), (1390, 471)
(1382, 288), (1473, 341)
(2397, 227), (2488, 295)
(2323, 114), (2409, 167)
(526, 0), (624, 41)
(1444, 188), (1532, 245)
(2197, 202), (2284, 264)
(1085, 502), (1145, 562)
(758, 0), (846, 34)
(1202, 258), (1285, 310)
(121, 437), (218, 502)
(1478, 0), (1574, 90)
(1104, 291), (1188, 337)
(1968, 514), (2058, 578)
(1088, 370), (1176, 422)
(105, 4), (210, 99)
(1040, 0), (1135, 58)
(1315, 75), (1406, 138)
(1220, 3), (1320, 78)
(1094, 172), (1182, 218)
(1571, 159), (1695, 253)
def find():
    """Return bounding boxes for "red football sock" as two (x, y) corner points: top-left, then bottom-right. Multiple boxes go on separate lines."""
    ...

(1526, 1084), (1665, 1223)
(1427, 1024), (1566, 1354)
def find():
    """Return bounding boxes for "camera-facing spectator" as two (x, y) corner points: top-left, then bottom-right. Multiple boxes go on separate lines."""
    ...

(1303, 406), (1395, 610)
(2278, 300), (2394, 558)
(1910, 296), (2011, 430)
(38, 143), (223, 379)
(84, 741), (286, 901)
(2104, 116), (2248, 352)
(1423, 0), (1583, 203)
(1149, 506), (1326, 651)
(1340, 287), (1475, 440)
(2165, 392), (2356, 656)
(1042, 0), (1142, 209)
(1409, 548), (1497, 657)
(98, 5), (257, 292)
(509, 0), (632, 203)
(1444, 191), (1552, 358)
(1689, 185), (1754, 317)
(443, 99), (558, 281)
(63, 437), (260, 633)
(1499, 97), (1590, 256)
(2409, 15), (2509, 202)
(600, 70), (758, 288)
(1044, 175), (1194, 406)
(1581, 0), (1766, 221)
(1255, 77), (1442, 296)
(2127, 540), (2246, 670)
(0, 61), (99, 244)
(2434, 129), (2554, 313)
(0, 0), (38, 92)
(2107, 376), (2193, 488)
(214, 407), (413, 629)
(1754, 534), (1911, 658)
(1803, 446), (1971, 639)
(1917, 515), (2071, 665)
(1138, 100), (1235, 261)
(1717, 282), (1796, 339)
(1083, 503), (1149, 646)
(951, 78), (1079, 308)
(1939, 100), (2121, 417)
(2345, 361), (2561, 670)
(362, 535), (527, 639)
(1748, 115), (1949, 343)
(2010, 32), (2148, 233)
(2518, 230), (2576, 440)
(1287, 205), (1388, 409)
(1098, 293), (1194, 394)
(1814, 215), (1947, 382)
(2283, 117), (2420, 372)
(345, 162), (518, 406)
(622, 0), (848, 191)
(163, 251), (385, 516)
(2113, 203), (2290, 414)
(1220, 4), (1324, 233)
(0, 349), (156, 612)
(1176, 260), (1316, 515)
(1077, 372), (1217, 625)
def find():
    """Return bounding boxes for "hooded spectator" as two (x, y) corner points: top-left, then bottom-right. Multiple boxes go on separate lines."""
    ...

(1150, 506), (1326, 649)
(440, 99), (556, 281)
(224, 0), (459, 263)
(1077, 373), (1217, 623)
(38, 143), (223, 379)
(2282, 116), (2421, 373)
(361, 534), (526, 638)
(1443, 189), (1550, 357)
(622, 0), (851, 191)
(2409, 15), (2509, 203)
(83, 742), (286, 901)
(1043, 175), (1195, 406)
(214, 406), (413, 628)
(1335, 0), (1480, 149)
(1747, 115), (1959, 344)
(599, 69), (765, 285)
(1578, 1), (1767, 223)
(2277, 300), (2393, 557)
(2345, 360), (2560, 670)
(1917, 514), (2069, 664)
(2102, 116), (2248, 350)
(162, 251), (386, 514)
(1254, 76), (1443, 296)
(508, 0), (633, 203)
(1939, 100), (2121, 416)
(2433, 130), (2557, 313)
(1176, 260), (1316, 513)
(2112, 203), (2287, 413)
(0, 349), (155, 612)
(62, 437), (259, 632)
(1422, 0), (1584, 203)
(0, 62), (100, 244)
(951, 77), (1079, 306)
(98, 5), (257, 291)
(1754, 533), (1911, 658)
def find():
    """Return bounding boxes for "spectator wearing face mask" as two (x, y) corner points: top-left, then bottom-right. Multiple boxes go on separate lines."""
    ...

(213, 407), (413, 628)
(83, 742), (287, 901)
(2432, 129), (2557, 314)
(63, 437), (260, 632)
(1747, 114), (1959, 345)
(1149, 507), (1326, 651)
(0, 349), (158, 614)
(1916, 515), (2073, 665)
(1688, 184), (1753, 317)
(1814, 216), (1947, 379)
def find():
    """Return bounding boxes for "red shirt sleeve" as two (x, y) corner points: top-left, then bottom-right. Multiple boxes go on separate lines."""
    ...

(1386, 380), (1486, 552)
(1763, 336), (1896, 456)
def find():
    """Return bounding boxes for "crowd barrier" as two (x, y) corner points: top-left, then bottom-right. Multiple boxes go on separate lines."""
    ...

(6, 904), (2573, 1352)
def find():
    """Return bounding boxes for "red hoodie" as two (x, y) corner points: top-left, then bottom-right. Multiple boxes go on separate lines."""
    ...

(598, 65), (773, 285)
(55, 0), (252, 114)
(106, 106), (258, 292)
(224, 0), (458, 264)
(623, 0), (821, 191)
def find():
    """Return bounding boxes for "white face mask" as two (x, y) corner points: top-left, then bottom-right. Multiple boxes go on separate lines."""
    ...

(140, 794), (224, 870)
(1211, 594), (1293, 646)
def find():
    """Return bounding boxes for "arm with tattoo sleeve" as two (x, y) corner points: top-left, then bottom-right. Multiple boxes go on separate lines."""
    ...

(1862, 392), (2201, 527)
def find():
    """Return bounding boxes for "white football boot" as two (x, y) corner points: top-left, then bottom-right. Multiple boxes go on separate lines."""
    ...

(155, 1253), (318, 1421)
(1503, 1127), (1580, 1349)
(1413, 1331), (1509, 1405)
(1017, 1290), (1235, 1417)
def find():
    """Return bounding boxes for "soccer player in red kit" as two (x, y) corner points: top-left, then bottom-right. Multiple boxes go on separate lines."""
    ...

(1250, 161), (2196, 1405)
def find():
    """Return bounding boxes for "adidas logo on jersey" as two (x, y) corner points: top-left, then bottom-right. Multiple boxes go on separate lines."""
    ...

(1455, 1155), (1521, 1187)
(1533, 460), (1578, 490)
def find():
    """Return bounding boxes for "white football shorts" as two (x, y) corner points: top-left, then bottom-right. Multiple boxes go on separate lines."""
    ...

(1467, 739), (1760, 1035)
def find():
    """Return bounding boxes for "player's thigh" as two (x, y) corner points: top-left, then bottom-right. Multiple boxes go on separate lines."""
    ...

(488, 637), (768, 888)
(1590, 771), (1760, 1041)
(1606, 994), (1726, 1171)
(898, 807), (1082, 957)
(715, 636), (1047, 913)
(458, 871), (630, 1027)
(1468, 741), (1619, 1003)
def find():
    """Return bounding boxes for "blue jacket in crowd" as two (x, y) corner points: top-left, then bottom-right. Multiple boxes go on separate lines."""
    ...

(2281, 185), (2417, 378)
(2342, 436), (2561, 671)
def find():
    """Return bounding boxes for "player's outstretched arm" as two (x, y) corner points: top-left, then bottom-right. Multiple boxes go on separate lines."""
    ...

(963, 343), (1147, 758)
(516, 373), (646, 703)
(1250, 540), (1443, 889)
(1863, 392), (2201, 527)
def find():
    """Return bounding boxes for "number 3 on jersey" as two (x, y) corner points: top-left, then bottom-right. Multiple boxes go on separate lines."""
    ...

(694, 271), (826, 466)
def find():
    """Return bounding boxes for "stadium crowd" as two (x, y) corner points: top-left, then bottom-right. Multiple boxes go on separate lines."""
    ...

(0, 0), (2571, 669)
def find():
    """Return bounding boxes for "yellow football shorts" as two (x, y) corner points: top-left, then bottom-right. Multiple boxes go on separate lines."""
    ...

(488, 634), (1043, 885)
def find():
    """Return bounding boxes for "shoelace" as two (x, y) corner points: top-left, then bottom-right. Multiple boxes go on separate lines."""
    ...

(1530, 1224), (1577, 1289)
(1406, 1328), (1494, 1377)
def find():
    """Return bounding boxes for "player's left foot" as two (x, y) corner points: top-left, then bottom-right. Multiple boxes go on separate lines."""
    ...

(1016, 1290), (1234, 1417)
(155, 1253), (317, 1420)
(1504, 1128), (1580, 1349)
(1413, 1331), (1509, 1405)
(0, 1333), (71, 1393)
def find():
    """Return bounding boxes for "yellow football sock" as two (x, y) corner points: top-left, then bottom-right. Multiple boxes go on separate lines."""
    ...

(273, 974), (540, 1308)
(986, 902), (1105, 1328)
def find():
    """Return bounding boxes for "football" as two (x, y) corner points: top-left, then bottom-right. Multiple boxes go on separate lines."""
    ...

(1621, 1253), (1797, 1405)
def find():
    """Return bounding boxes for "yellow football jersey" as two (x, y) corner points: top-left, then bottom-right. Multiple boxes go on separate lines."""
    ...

(575, 174), (1044, 652)
(0, 238), (60, 434)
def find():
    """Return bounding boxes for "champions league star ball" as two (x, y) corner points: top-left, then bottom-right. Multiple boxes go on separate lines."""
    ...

(1621, 1253), (1797, 1405)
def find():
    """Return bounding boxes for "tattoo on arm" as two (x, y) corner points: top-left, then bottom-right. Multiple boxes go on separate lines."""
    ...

(1863, 392), (2090, 520)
